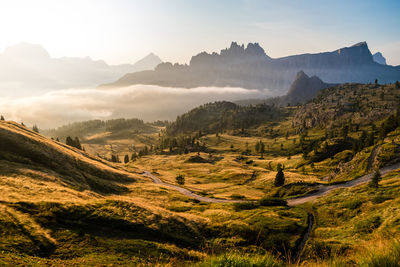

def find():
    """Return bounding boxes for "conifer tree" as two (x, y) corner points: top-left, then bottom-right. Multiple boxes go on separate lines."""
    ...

(274, 163), (285, 186)
(32, 124), (39, 133)
(369, 170), (382, 188)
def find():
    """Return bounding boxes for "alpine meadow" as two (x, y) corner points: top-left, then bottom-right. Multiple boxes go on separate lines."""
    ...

(1, 1), (400, 266)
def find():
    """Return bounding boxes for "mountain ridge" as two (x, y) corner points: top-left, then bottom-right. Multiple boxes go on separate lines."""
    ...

(101, 41), (400, 91)
(0, 42), (162, 95)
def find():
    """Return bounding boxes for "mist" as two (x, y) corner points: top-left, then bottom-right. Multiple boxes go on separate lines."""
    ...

(0, 85), (274, 129)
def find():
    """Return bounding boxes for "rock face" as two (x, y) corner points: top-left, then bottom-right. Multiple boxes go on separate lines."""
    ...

(102, 41), (400, 92)
(373, 52), (387, 65)
(281, 71), (332, 106)
(0, 43), (162, 96)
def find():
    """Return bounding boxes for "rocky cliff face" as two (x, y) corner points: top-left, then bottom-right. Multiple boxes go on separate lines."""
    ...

(373, 52), (387, 65)
(102, 42), (400, 92)
(281, 71), (332, 106)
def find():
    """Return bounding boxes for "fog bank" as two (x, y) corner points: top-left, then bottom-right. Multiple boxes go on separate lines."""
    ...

(0, 85), (274, 129)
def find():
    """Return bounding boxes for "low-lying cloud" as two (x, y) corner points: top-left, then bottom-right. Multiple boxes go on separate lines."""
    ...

(0, 85), (273, 129)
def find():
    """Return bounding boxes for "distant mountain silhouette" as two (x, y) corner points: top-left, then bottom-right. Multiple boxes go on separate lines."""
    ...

(102, 41), (400, 91)
(0, 42), (162, 96)
(281, 71), (332, 106)
(373, 52), (387, 65)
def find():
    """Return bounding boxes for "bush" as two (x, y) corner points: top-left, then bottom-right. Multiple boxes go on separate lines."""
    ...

(176, 174), (185, 185)
(342, 199), (363, 210)
(198, 252), (282, 267)
(166, 205), (191, 212)
(372, 194), (393, 204)
(259, 197), (287, 207)
(233, 202), (259, 211)
(355, 215), (382, 234)
(358, 241), (400, 267)
(230, 194), (246, 200)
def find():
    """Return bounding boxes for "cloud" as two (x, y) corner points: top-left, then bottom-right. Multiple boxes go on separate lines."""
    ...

(0, 85), (273, 129)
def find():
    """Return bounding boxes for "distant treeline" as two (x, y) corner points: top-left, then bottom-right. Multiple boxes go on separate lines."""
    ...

(166, 101), (285, 136)
(44, 118), (156, 140)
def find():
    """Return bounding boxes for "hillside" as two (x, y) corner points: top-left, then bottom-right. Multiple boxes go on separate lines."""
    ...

(101, 41), (400, 91)
(0, 120), (137, 196)
(166, 101), (286, 136)
(293, 82), (400, 129)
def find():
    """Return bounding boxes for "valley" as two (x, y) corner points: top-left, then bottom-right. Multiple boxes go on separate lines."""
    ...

(1, 81), (400, 266)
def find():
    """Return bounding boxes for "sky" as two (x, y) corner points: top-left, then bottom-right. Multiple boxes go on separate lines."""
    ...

(0, 0), (399, 65)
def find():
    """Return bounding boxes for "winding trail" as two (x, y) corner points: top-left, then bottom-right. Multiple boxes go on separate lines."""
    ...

(142, 171), (242, 203)
(287, 162), (400, 206)
(142, 162), (400, 205)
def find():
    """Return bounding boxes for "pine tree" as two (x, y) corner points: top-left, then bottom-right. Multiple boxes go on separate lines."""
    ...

(124, 155), (129, 163)
(396, 81), (400, 89)
(369, 170), (381, 188)
(0, 115), (4, 120)
(32, 124), (39, 133)
(274, 164), (285, 186)
(66, 136), (74, 147)
(74, 137), (82, 150)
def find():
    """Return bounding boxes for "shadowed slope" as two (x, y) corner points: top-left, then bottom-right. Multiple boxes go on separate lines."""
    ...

(0, 120), (137, 196)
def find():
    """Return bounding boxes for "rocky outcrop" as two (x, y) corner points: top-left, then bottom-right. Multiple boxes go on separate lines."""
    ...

(281, 71), (332, 106)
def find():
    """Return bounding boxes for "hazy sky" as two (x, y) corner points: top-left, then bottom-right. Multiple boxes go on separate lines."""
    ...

(0, 0), (399, 65)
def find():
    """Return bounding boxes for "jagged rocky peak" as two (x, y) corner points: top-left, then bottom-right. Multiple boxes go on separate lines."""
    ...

(295, 70), (308, 79)
(190, 42), (268, 66)
(245, 42), (268, 57)
(373, 52), (387, 65)
(335, 41), (373, 64)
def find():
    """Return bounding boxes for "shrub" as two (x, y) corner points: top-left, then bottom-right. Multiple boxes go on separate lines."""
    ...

(342, 199), (363, 210)
(233, 202), (259, 211)
(259, 197), (287, 207)
(176, 174), (185, 185)
(372, 194), (393, 204)
(358, 241), (400, 267)
(355, 215), (382, 234)
(230, 194), (246, 200)
(198, 252), (282, 267)
(167, 205), (191, 212)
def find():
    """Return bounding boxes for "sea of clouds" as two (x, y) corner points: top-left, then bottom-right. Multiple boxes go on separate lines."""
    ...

(0, 85), (274, 129)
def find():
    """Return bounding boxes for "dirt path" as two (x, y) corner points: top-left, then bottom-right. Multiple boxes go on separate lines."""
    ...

(142, 162), (400, 205)
(287, 162), (400, 206)
(142, 171), (242, 203)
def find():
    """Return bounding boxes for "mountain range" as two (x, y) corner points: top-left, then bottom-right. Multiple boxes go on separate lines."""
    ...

(0, 43), (162, 96)
(102, 42), (400, 92)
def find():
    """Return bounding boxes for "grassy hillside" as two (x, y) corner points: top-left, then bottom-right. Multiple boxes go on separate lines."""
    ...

(0, 119), (311, 266)
(2, 82), (400, 266)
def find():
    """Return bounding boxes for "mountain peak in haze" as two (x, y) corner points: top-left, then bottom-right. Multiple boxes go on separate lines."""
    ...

(281, 71), (332, 106)
(132, 52), (162, 70)
(3, 42), (50, 61)
(373, 52), (387, 65)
